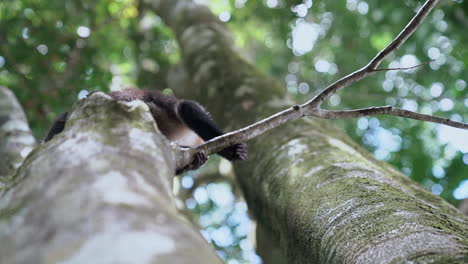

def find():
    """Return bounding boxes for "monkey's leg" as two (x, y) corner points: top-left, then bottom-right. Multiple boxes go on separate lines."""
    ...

(177, 101), (247, 161)
(43, 112), (68, 142)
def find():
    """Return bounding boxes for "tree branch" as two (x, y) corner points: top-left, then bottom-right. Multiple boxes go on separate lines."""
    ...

(372, 59), (434, 72)
(314, 106), (468, 129)
(175, 0), (468, 171)
(305, 0), (439, 109)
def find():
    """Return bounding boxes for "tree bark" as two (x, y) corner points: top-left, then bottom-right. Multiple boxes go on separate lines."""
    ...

(0, 93), (222, 264)
(153, 1), (468, 263)
(0, 86), (36, 180)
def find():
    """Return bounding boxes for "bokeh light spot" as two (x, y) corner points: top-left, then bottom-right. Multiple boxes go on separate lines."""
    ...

(77, 26), (91, 38)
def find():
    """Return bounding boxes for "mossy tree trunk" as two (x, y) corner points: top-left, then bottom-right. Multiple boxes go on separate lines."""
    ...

(153, 1), (468, 263)
(0, 86), (36, 180)
(0, 92), (222, 264)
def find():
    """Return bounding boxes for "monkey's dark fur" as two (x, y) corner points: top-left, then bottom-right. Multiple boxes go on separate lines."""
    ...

(44, 88), (247, 173)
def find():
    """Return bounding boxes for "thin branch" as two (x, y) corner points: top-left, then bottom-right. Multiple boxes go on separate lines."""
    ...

(313, 107), (468, 129)
(372, 59), (434, 72)
(175, 0), (466, 171)
(190, 106), (303, 156)
(54, 43), (82, 89)
(305, 0), (439, 109)
(188, 0), (444, 154)
(367, 0), (439, 69)
(186, 101), (467, 163)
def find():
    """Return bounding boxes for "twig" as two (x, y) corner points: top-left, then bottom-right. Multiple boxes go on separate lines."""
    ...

(372, 59), (434, 72)
(305, 0), (439, 109)
(313, 107), (468, 129)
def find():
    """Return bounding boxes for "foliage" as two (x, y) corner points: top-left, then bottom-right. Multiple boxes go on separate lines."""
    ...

(0, 0), (177, 138)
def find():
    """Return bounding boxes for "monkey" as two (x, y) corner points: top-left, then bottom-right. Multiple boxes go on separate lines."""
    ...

(43, 88), (247, 174)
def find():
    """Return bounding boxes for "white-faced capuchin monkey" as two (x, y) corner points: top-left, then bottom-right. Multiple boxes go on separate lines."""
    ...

(43, 88), (248, 174)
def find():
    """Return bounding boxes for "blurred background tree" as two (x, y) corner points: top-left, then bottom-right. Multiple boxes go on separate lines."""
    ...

(1, 0), (466, 263)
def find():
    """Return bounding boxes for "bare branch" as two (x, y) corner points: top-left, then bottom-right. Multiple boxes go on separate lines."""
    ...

(372, 59), (434, 72)
(305, 0), (439, 109)
(187, 106), (304, 158)
(175, 0), (465, 171)
(314, 107), (468, 129)
(186, 101), (467, 163)
(367, 0), (439, 69)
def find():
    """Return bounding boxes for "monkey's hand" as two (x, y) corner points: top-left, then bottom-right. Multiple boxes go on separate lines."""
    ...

(176, 152), (208, 174)
(218, 143), (248, 161)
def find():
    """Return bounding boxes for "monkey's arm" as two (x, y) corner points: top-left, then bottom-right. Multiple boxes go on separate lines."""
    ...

(43, 112), (68, 142)
(177, 101), (247, 161)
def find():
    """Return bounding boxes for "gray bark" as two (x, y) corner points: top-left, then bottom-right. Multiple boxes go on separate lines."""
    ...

(0, 86), (36, 180)
(153, 1), (468, 263)
(0, 93), (222, 264)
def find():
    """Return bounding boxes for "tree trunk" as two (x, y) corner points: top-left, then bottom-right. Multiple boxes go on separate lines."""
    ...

(153, 1), (468, 263)
(0, 92), (222, 264)
(0, 86), (36, 180)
